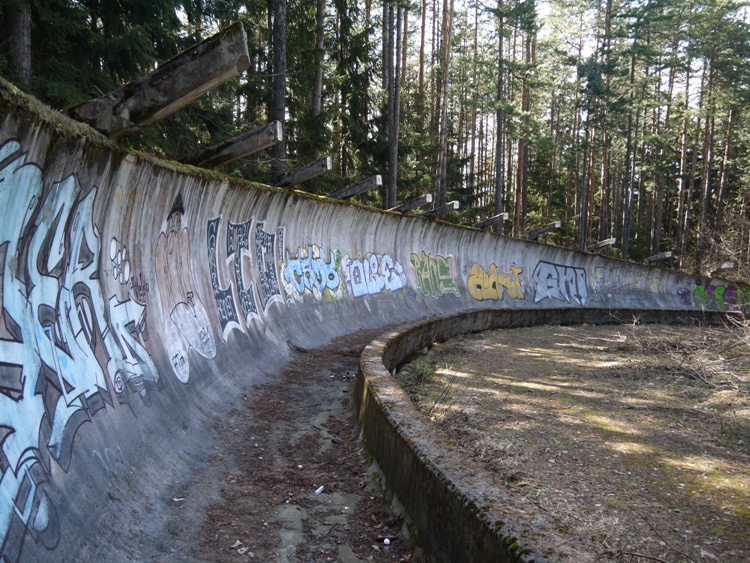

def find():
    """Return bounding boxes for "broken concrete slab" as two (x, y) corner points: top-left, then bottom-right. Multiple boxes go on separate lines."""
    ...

(68, 22), (250, 139)
(182, 121), (282, 168)
(329, 175), (382, 200)
(275, 156), (333, 187)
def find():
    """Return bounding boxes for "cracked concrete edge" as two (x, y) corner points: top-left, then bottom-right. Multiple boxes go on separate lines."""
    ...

(353, 308), (729, 563)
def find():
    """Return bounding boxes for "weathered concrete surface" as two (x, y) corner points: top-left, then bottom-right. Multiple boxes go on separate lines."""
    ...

(0, 79), (744, 561)
(68, 23), (250, 138)
(355, 309), (728, 563)
(182, 121), (283, 168)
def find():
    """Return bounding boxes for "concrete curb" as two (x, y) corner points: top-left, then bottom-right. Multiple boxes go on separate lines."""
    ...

(354, 308), (729, 562)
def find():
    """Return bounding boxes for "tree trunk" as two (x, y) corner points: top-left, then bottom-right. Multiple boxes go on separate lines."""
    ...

(621, 52), (636, 260)
(434, 0), (454, 213)
(8, 1), (32, 87)
(271, 0), (288, 182)
(683, 113), (702, 269)
(579, 119), (591, 250)
(714, 108), (732, 232)
(468, 4), (479, 203)
(651, 49), (677, 257)
(695, 61), (715, 272)
(675, 59), (693, 269)
(402, 8), (409, 86)
(493, 0), (505, 233)
(418, 0), (427, 121)
(386, 4), (403, 209)
(514, 30), (532, 239)
(312, 0), (325, 118)
(597, 0), (613, 241)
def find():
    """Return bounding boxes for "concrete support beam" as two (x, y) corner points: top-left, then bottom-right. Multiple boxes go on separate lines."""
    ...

(423, 200), (459, 217)
(706, 262), (735, 276)
(329, 175), (382, 200)
(276, 156), (333, 187)
(473, 212), (508, 229)
(528, 220), (561, 241)
(586, 237), (616, 252)
(388, 193), (434, 213)
(182, 121), (282, 168)
(68, 23), (250, 139)
(644, 251), (673, 265)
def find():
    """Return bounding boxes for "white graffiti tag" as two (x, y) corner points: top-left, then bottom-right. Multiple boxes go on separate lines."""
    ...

(532, 260), (588, 305)
(342, 253), (406, 297)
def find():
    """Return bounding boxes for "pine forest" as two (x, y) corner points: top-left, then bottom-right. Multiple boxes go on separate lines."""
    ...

(2, 0), (750, 276)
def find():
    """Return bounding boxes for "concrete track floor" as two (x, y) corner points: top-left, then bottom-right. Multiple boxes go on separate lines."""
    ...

(153, 329), (416, 562)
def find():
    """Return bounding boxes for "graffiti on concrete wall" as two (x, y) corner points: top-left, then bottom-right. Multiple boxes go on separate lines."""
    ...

(592, 266), (664, 295)
(590, 267), (749, 311)
(281, 244), (343, 302)
(207, 215), (241, 339)
(342, 252), (407, 298)
(156, 197), (216, 382)
(207, 215), (286, 340)
(410, 251), (460, 299)
(0, 140), (160, 561)
(107, 237), (149, 304)
(130, 272), (149, 304)
(254, 221), (284, 311)
(109, 238), (131, 285)
(227, 218), (259, 323)
(467, 263), (524, 302)
(693, 279), (750, 312)
(532, 260), (588, 305)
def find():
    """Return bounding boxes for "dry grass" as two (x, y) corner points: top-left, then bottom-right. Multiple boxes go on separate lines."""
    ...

(396, 323), (750, 562)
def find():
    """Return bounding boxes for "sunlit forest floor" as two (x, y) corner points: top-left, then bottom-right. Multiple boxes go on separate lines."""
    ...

(398, 322), (750, 562)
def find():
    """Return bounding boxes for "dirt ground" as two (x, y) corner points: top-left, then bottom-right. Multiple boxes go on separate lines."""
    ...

(397, 322), (750, 562)
(177, 328), (417, 562)
(162, 321), (749, 563)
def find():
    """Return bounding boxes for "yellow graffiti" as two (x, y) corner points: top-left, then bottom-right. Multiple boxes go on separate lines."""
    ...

(468, 263), (524, 301)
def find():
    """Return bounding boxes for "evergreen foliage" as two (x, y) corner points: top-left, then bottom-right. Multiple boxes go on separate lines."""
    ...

(1, 0), (750, 272)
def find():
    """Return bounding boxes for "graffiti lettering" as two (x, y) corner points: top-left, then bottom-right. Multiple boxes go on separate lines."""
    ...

(694, 279), (750, 312)
(343, 252), (407, 297)
(409, 251), (459, 299)
(281, 245), (342, 301)
(592, 267), (663, 294)
(109, 238), (131, 284)
(207, 216), (241, 340)
(533, 261), (588, 305)
(130, 272), (149, 303)
(0, 140), (159, 561)
(207, 216), (286, 331)
(255, 221), (284, 311)
(467, 263), (524, 301)
(227, 219), (259, 323)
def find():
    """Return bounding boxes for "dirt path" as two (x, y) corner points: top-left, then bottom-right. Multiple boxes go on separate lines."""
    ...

(399, 323), (750, 562)
(161, 329), (414, 562)
(151, 322), (749, 562)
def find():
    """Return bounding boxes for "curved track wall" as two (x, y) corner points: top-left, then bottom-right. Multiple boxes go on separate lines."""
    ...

(355, 309), (727, 563)
(0, 81), (743, 560)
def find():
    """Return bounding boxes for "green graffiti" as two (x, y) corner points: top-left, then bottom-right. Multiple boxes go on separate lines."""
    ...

(410, 251), (460, 299)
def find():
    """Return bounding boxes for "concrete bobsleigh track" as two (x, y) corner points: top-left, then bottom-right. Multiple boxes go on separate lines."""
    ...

(0, 78), (744, 562)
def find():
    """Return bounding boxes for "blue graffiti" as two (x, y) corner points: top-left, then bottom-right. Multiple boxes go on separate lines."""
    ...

(343, 252), (406, 297)
(0, 140), (158, 561)
(282, 245), (342, 301)
(532, 261), (588, 305)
